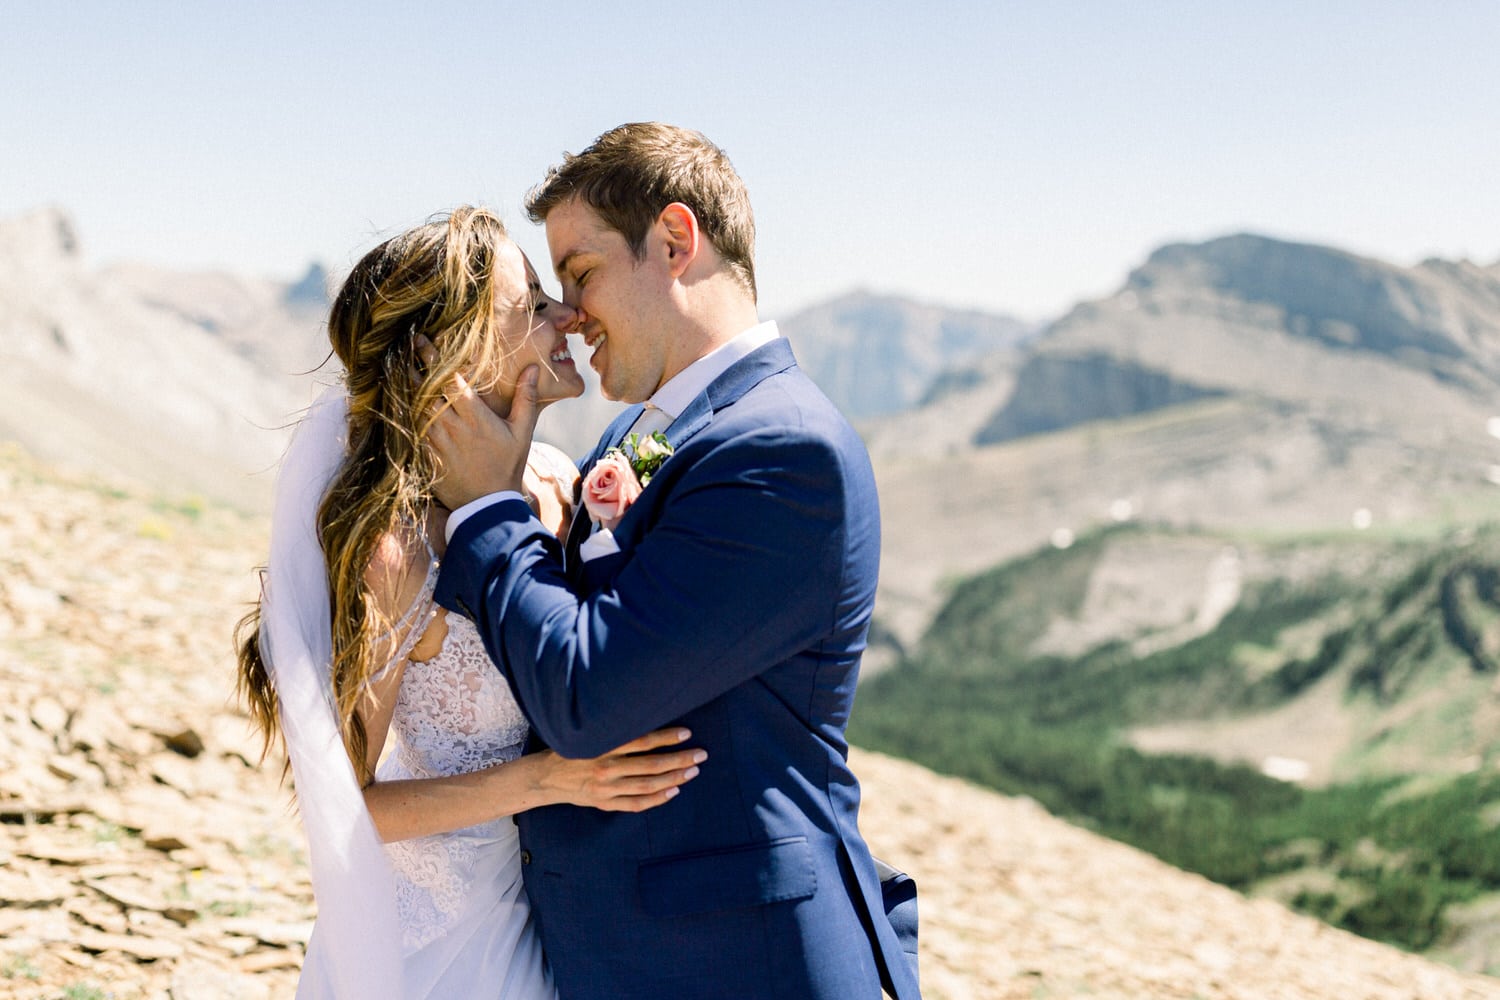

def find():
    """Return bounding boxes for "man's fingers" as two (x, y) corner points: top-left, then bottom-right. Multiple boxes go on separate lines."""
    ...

(507, 365), (542, 437)
(450, 368), (476, 400)
(414, 333), (439, 368)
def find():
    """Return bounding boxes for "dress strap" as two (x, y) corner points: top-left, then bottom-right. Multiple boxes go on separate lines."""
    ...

(367, 533), (440, 686)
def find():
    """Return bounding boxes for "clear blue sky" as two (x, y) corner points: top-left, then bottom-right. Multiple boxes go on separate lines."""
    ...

(3, 1), (1496, 321)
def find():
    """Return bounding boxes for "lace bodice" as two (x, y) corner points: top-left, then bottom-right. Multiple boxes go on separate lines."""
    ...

(375, 551), (532, 950)
(387, 613), (530, 779)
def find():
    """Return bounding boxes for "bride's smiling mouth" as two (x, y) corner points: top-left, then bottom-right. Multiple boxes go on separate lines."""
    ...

(549, 344), (573, 365)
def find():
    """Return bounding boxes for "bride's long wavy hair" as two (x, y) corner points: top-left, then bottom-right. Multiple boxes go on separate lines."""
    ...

(236, 205), (517, 785)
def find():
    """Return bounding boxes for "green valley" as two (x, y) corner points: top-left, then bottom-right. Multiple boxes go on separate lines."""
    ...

(852, 524), (1500, 965)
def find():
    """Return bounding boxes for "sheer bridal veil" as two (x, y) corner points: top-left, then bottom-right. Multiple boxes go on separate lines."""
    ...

(258, 386), (404, 998)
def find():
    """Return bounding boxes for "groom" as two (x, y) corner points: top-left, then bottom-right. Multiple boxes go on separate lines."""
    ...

(428, 122), (919, 1000)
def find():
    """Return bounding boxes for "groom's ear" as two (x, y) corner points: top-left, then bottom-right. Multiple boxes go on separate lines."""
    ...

(656, 202), (699, 279)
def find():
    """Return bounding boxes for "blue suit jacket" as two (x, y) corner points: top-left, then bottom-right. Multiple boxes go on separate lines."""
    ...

(436, 339), (920, 999)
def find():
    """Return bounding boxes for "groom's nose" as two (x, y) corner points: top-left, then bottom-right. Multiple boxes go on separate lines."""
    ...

(555, 301), (587, 334)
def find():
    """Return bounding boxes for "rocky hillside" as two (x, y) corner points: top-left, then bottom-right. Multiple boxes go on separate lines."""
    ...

(0, 207), (333, 511)
(866, 234), (1500, 649)
(3, 448), (1500, 999)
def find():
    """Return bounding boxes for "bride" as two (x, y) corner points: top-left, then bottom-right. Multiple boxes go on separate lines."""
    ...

(235, 206), (703, 998)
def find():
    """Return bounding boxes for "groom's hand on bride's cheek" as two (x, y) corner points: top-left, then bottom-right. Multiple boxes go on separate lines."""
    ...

(414, 336), (539, 509)
(426, 372), (531, 509)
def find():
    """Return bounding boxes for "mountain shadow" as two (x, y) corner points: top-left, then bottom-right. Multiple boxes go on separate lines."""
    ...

(973, 352), (1226, 446)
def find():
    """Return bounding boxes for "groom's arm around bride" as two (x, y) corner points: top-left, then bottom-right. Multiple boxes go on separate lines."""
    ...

(427, 122), (920, 1000)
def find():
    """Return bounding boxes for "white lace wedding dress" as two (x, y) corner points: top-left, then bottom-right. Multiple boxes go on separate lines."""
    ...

(297, 551), (555, 1000)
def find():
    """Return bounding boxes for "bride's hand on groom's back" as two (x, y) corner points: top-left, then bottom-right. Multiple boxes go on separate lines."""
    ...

(529, 727), (707, 813)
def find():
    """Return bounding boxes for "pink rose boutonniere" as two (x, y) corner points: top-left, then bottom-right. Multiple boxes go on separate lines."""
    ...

(581, 431), (674, 532)
(581, 452), (640, 532)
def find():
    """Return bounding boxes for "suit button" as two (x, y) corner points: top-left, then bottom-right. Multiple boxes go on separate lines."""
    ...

(521, 850), (532, 865)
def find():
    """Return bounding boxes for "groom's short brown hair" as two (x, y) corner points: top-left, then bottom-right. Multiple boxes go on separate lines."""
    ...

(525, 122), (757, 300)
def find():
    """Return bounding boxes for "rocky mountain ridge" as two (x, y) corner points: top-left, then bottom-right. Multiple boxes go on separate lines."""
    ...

(865, 233), (1500, 649)
(0, 209), (1035, 511)
(870, 232), (1500, 456)
(778, 290), (1036, 421)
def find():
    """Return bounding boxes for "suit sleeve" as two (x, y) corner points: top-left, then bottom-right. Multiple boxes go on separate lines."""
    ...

(435, 426), (853, 758)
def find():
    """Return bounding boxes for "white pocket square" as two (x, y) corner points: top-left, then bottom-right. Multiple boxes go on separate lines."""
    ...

(578, 527), (621, 562)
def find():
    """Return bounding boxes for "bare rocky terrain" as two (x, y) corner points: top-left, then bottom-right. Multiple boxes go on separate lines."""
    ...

(4, 446), (1500, 998)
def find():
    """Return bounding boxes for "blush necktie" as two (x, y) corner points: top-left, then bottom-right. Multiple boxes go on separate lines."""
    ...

(622, 402), (673, 443)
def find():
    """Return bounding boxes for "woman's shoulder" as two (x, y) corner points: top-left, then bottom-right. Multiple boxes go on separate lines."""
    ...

(524, 442), (580, 536)
(527, 440), (580, 481)
(363, 518), (438, 618)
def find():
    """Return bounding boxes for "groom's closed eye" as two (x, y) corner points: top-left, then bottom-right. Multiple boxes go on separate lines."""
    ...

(555, 252), (591, 292)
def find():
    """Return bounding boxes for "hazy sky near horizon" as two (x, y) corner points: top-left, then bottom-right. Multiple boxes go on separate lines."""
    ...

(3, 2), (1496, 321)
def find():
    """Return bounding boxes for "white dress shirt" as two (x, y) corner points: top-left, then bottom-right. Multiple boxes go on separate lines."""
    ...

(444, 321), (782, 544)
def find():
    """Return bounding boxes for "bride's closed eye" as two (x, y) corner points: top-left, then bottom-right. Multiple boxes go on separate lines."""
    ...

(526, 278), (549, 313)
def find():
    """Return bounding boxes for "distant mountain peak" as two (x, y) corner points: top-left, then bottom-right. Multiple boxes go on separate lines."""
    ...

(283, 261), (331, 308)
(1121, 231), (1496, 369)
(0, 204), (82, 261)
(779, 290), (1036, 421)
(1130, 232), (1372, 289)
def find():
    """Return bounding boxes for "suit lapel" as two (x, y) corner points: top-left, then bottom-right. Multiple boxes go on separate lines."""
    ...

(664, 338), (799, 451)
(563, 504), (591, 581)
(662, 392), (712, 451)
(565, 340), (800, 571)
